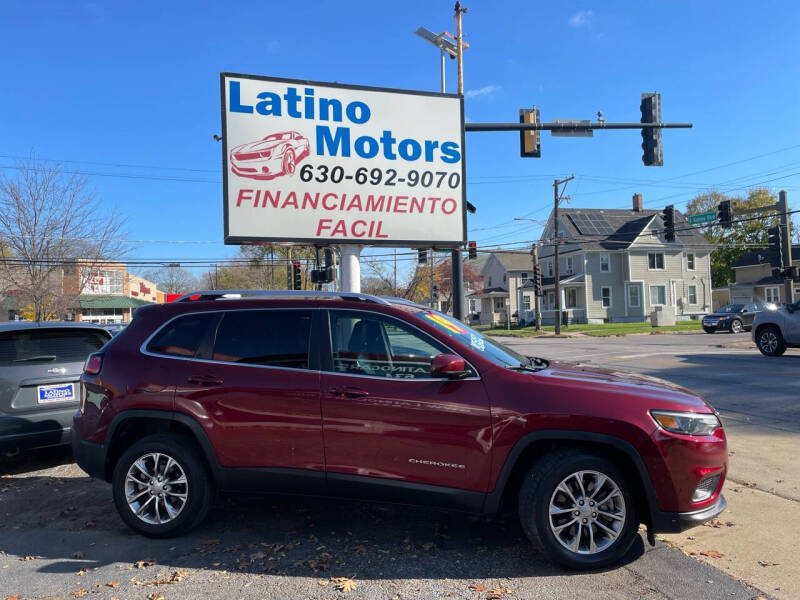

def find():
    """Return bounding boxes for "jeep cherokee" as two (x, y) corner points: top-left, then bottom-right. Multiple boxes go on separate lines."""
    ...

(72, 291), (727, 570)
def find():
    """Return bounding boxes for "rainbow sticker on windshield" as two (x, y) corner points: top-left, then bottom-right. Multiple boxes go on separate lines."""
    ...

(425, 313), (467, 334)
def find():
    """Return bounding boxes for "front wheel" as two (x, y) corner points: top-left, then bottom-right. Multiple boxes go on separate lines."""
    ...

(112, 434), (214, 537)
(729, 319), (743, 334)
(519, 450), (637, 570)
(282, 149), (296, 175)
(756, 326), (787, 357)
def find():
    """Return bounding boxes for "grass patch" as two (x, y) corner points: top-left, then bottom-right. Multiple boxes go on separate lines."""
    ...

(477, 320), (703, 337)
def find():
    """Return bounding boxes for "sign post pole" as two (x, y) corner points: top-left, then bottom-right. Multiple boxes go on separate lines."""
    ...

(340, 245), (361, 293)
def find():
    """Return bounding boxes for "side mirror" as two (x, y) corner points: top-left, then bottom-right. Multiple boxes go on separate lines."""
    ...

(431, 353), (469, 379)
(787, 303), (796, 314)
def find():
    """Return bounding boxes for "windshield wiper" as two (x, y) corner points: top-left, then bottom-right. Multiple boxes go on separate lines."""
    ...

(13, 354), (57, 363)
(508, 364), (543, 373)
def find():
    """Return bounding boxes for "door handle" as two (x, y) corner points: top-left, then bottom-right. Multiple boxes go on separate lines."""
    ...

(327, 386), (369, 398)
(187, 375), (224, 386)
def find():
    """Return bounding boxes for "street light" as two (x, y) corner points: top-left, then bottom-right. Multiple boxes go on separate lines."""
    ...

(414, 27), (458, 94)
(414, 24), (470, 320)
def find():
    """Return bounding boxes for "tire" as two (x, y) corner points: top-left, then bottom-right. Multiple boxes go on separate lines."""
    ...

(282, 149), (296, 175)
(112, 434), (214, 537)
(756, 325), (787, 357)
(729, 319), (743, 334)
(703, 327), (715, 334)
(519, 450), (638, 570)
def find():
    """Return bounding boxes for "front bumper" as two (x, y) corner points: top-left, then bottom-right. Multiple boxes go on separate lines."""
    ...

(650, 494), (727, 533)
(71, 415), (107, 480)
(702, 319), (732, 331)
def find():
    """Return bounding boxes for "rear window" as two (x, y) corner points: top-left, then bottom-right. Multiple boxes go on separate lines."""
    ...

(147, 313), (216, 358)
(0, 328), (110, 366)
(212, 309), (312, 369)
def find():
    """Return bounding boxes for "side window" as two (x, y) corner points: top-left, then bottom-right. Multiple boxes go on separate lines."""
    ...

(212, 310), (311, 369)
(147, 313), (216, 357)
(329, 311), (452, 379)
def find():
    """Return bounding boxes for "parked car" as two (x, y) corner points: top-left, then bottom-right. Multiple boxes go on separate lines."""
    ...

(103, 323), (128, 336)
(229, 131), (310, 180)
(701, 302), (772, 334)
(72, 291), (727, 570)
(752, 299), (800, 356)
(1, 322), (111, 455)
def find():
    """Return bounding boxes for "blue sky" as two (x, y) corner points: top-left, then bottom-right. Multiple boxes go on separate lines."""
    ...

(2, 1), (799, 278)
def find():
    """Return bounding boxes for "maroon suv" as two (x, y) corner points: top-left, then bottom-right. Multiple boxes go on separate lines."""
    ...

(72, 291), (727, 569)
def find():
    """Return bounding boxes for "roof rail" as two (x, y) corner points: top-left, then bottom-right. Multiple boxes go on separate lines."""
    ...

(172, 290), (391, 305)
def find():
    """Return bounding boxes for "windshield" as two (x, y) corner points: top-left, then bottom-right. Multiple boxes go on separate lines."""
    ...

(264, 132), (292, 141)
(414, 310), (538, 369)
(719, 304), (744, 313)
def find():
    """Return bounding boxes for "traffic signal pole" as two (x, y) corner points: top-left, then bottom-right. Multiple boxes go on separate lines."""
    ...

(552, 176), (574, 335)
(779, 191), (795, 304)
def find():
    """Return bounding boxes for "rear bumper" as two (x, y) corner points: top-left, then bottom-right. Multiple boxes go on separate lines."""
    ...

(71, 417), (107, 480)
(650, 494), (727, 533)
(0, 416), (71, 452)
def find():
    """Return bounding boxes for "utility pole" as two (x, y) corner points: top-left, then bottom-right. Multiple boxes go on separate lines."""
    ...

(552, 176), (574, 335)
(531, 244), (542, 331)
(430, 248), (435, 308)
(778, 190), (795, 304)
(393, 248), (398, 296)
(450, 0), (468, 321)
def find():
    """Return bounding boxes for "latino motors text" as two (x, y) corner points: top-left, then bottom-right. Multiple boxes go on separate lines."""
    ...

(228, 81), (462, 164)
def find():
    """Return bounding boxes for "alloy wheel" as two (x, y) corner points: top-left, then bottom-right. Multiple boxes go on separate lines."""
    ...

(284, 151), (296, 175)
(125, 452), (188, 525)
(548, 470), (626, 555)
(760, 330), (779, 354)
(731, 320), (742, 333)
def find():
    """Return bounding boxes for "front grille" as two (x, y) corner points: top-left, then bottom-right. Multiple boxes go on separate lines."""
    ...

(692, 474), (721, 502)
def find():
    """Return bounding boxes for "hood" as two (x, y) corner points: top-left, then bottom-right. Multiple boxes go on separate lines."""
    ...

(704, 312), (739, 318)
(539, 361), (713, 413)
(233, 138), (286, 154)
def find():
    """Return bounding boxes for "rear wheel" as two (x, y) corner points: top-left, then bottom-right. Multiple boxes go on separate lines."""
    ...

(112, 434), (213, 537)
(729, 319), (743, 334)
(756, 326), (786, 357)
(519, 450), (637, 570)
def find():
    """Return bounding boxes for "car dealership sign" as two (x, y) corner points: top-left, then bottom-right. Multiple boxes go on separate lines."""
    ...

(221, 73), (466, 246)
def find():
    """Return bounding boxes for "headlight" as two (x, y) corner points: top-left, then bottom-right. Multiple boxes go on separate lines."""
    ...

(650, 410), (721, 436)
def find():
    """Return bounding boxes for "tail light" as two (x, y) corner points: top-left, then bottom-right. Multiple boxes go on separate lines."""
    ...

(84, 353), (103, 375)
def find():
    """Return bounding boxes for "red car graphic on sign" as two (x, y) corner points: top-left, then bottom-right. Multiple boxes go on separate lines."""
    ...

(230, 131), (310, 180)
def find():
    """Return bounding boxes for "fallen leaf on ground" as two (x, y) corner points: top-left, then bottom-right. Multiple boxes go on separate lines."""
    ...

(318, 579), (329, 586)
(146, 594), (164, 600)
(700, 550), (724, 559)
(106, 581), (119, 587)
(134, 559), (156, 568)
(199, 538), (220, 546)
(4, 595), (23, 600)
(421, 542), (434, 551)
(71, 590), (88, 598)
(76, 567), (89, 575)
(757, 560), (779, 567)
(487, 588), (506, 599)
(469, 584), (488, 592)
(20, 555), (41, 561)
(331, 577), (357, 592)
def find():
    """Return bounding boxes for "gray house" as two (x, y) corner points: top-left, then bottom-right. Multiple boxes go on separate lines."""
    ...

(519, 194), (715, 324)
(713, 245), (800, 309)
(468, 251), (534, 325)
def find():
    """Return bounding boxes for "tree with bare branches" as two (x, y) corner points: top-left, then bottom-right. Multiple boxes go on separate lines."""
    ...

(0, 154), (126, 321)
(142, 265), (198, 294)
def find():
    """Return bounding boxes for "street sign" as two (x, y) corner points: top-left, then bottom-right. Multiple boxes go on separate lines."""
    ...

(221, 73), (466, 247)
(688, 211), (717, 225)
(549, 119), (593, 137)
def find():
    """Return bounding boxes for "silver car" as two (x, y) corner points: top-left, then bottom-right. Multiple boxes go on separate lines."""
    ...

(752, 299), (800, 356)
(0, 321), (111, 454)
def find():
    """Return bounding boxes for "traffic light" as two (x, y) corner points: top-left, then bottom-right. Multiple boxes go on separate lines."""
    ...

(662, 205), (675, 242)
(418, 249), (427, 264)
(717, 200), (732, 228)
(767, 226), (784, 266)
(292, 261), (302, 290)
(432, 285), (440, 301)
(468, 241), (477, 260)
(533, 264), (542, 296)
(640, 92), (663, 166)
(519, 107), (541, 158)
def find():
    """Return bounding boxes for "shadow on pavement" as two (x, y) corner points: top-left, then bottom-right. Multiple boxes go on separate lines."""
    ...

(0, 466), (645, 580)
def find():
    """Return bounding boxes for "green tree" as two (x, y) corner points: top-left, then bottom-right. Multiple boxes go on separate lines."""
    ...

(686, 188), (778, 287)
